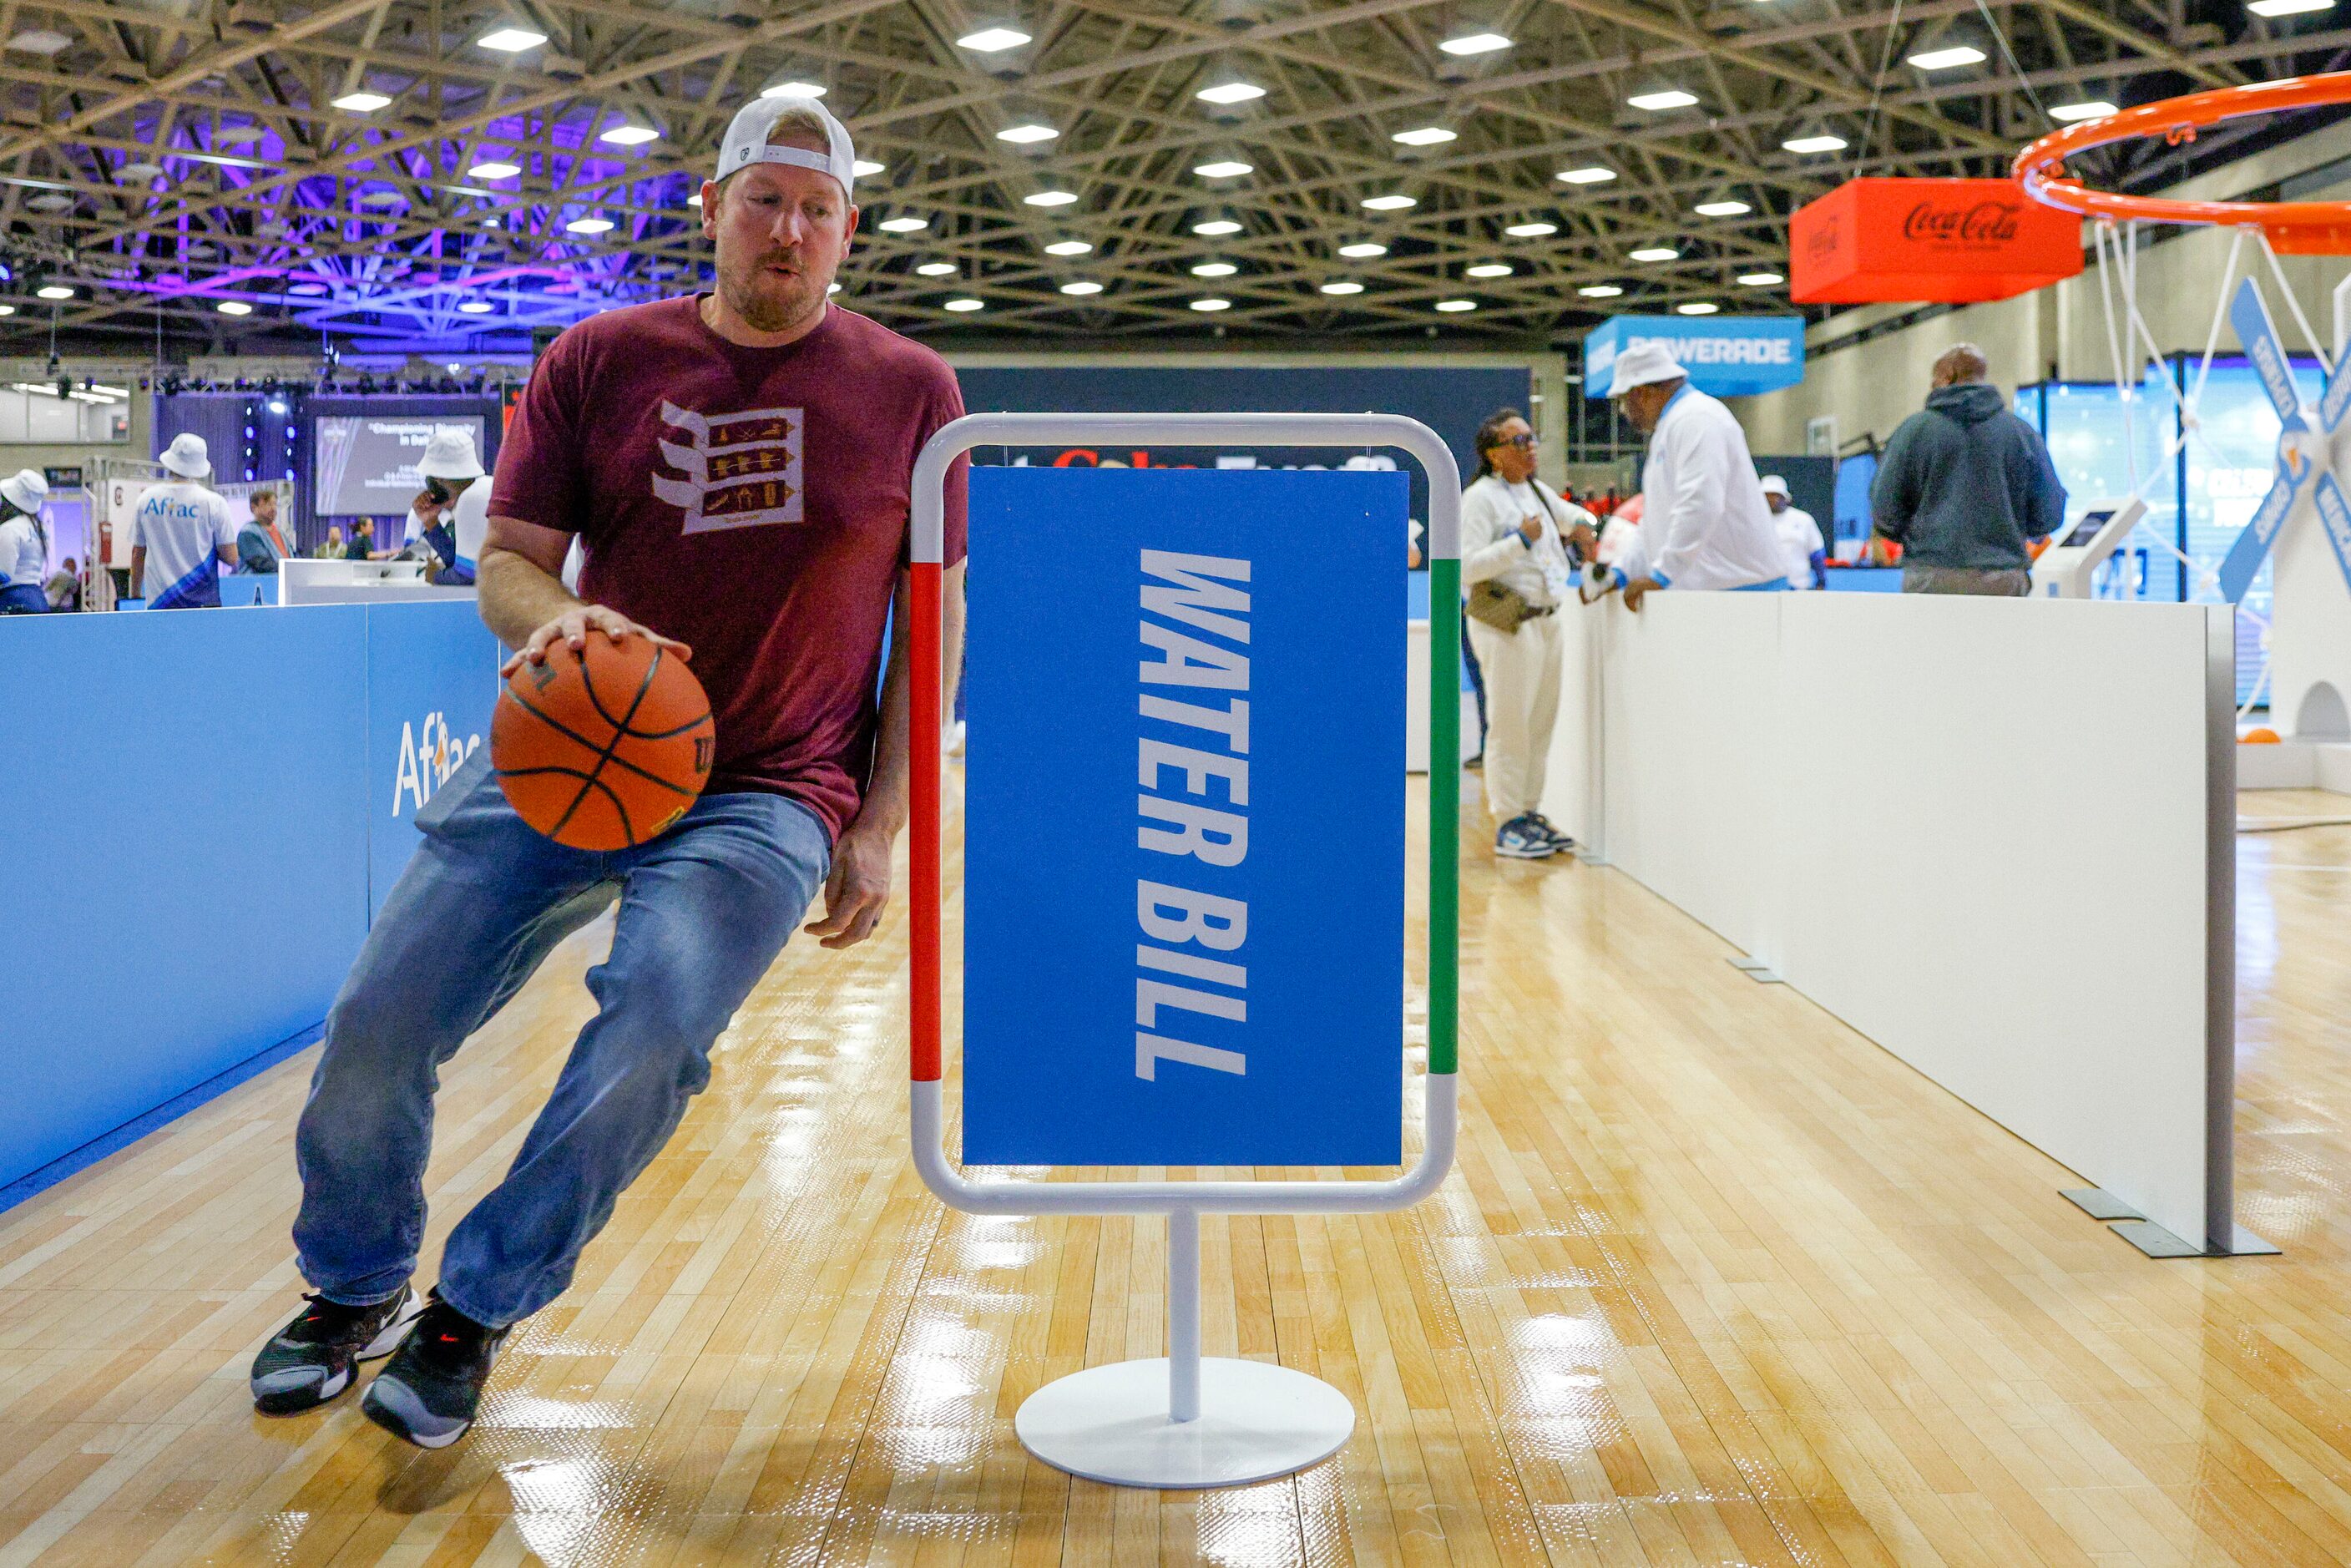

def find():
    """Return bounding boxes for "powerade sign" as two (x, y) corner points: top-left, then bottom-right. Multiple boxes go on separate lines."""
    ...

(1583, 315), (1806, 398)
(962, 467), (1405, 1166)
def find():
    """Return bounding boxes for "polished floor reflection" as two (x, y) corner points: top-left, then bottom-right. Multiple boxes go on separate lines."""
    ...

(1, 782), (2348, 1564)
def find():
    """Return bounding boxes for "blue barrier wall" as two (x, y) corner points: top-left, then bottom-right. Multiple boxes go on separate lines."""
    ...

(0, 599), (498, 1191)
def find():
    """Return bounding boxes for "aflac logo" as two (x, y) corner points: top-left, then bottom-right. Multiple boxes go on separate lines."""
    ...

(392, 710), (482, 817)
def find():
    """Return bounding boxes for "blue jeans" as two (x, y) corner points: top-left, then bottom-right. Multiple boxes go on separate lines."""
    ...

(292, 751), (832, 1327)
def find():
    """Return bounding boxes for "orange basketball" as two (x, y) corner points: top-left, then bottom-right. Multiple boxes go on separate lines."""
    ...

(2242, 726), (2283, 745)
(492, 634), (715, 851)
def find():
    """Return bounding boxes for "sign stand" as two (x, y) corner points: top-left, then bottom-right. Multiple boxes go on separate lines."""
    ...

(908, 412), (1463, 1490)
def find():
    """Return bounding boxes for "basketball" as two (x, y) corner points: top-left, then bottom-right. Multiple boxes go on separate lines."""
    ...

(2242, 726), (2283, 744)
(491, 634), (715, 851)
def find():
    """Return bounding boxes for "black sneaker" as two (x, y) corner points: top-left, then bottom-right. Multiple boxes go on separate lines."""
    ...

(1524, 812), (1576, 852)
(361, 1292), (510, 1449)
(250, 1284), (422, 1415)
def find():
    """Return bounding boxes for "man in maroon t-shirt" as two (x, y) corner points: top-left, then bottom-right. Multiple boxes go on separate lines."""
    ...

(250, 92), (968, 1449)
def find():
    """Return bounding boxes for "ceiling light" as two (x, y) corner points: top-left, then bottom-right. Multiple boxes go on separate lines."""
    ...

(1630, 245), (1679, 261)
(468, 160), (520, 179)
(565, 216), (614, 233)
(1194, 159), (1253, 178)
(1060, 281), (1103, 295)
(2249, 0), (2333, 12)
(916, 261), (957, 276)
(1193, 219), (1242, 235)
(943, 297), (984, 312)
(289, 281), (328, 296)
(878, 215), (929, 232)
(1438, 31), (1512, 55)
(1579, 284), (1623, 297)
(2049, 100), (2119, 120)
(35, 284), (73, 301)
(24, 194), (68, 213)
(1907, 44), (1986, 68)
(1191, 297), (1231, 311)
(1321, 281), (1365, 294)
(216, 124), (266, 144)
(1044, 240), (1093, 255)
(1557, 166), (1617, 185)
(599, 124), (659, 146)
(1363, 194), (1418, 210)
(0, 306), (16, 316)
(997, 123), (1059, 144)
(114, 163), (164, 183)
(1465, 263), (1512, 278)
(216, 300), (253, 315)
(684, 193), (701, 208)
(1782, 134), (1848, 154)
(760, 80), (827, 98)
(852, 159), (886, 176)
(1676, 301), (1719, 315)
(357, 188), (405, 206)
(1025, 189), (1079, 206)
(1196, 81), (1267, 105)
(1504, 220), (1557, 237)
(5, 29), (70, 53)
(1738, 271), (1785, 286)
(477, 26), (547, 51)
(1694, 200), (1752, 216)
(1338, 241), (1388, 258)
(958, 25), (1031, 50)
(1393, 126), (1458, 146)
(1628, 89), (1698, 111)
(1192, 261), (1237, 277)
(331, 91), (392, 112)
(1435, 299), (1476, 312)
(827, 282), (841, 295)
(458, 300), (495, 313)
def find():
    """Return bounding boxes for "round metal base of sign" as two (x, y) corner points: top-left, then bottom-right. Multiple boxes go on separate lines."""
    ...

(1014, 1358), (1355, 1490)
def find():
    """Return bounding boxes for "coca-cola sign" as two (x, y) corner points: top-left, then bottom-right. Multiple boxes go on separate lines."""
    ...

(1901, 200), (2026, 245)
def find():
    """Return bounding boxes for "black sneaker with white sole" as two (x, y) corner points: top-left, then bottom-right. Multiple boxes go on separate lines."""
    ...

(1524, 811), (1576, 852)
(361, 1292), (509, 1449)
(250, 1284), (422, 1415)
(1495, 815), (1558, 859)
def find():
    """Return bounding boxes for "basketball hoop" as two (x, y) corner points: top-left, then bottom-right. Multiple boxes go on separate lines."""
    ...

(2015, 73), (2351, 254)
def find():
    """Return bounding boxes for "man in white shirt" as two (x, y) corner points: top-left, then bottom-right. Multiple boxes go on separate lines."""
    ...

(1459, 407), (1598, 860)
(1605, 342), (1787, 609)
(129, 433), (238, 608)
(398, 428), (490, 585)
(1762, 474), (1825, 590)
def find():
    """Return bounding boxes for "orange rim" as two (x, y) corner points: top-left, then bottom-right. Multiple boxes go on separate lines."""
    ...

(2015, 72), (2351, 245)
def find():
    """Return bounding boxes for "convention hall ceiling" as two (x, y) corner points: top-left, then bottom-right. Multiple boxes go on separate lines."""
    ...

(0, 0), (2341, 352)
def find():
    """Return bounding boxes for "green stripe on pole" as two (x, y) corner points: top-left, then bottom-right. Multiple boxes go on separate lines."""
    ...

(1428, 559), (1460, 1077)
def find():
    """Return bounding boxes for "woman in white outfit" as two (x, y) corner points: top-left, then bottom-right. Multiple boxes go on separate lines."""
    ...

(0, 468), (51, 615)
(1459, 409), (1596, 860)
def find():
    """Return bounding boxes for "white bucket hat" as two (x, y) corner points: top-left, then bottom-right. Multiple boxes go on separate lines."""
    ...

(417, 427), (485, 482)
(0, 468), (46, 515)
(715, 94), (857, 200)
(1605, 340), (1690, 398)
(1759, 473), (1790, 498)
(159, 432), (212, 478)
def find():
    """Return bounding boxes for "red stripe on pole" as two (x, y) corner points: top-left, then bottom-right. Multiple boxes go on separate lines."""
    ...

(910, 561), (943, 1083)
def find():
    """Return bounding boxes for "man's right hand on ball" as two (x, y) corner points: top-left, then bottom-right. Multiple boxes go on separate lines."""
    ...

(503, 604), (692, 677)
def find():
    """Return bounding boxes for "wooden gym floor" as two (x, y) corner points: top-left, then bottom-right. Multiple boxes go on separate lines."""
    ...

(2, 783), (2350, 1566)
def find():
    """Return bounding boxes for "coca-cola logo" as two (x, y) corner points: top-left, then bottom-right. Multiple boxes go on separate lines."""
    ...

(1902, 200), (2024, 244)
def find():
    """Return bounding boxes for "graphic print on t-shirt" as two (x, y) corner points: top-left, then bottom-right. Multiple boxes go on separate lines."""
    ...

(651, 400), (805, 533)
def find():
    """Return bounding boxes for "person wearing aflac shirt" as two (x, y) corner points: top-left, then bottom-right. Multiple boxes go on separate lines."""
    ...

(1605, 342), (1787, 607)
(1761, 474), (1825, 590)
(1458, 406), (1597, 861)
(129, 433), (239, 608)
(397, 428), (490, 585)
(0, 468), (51, 614)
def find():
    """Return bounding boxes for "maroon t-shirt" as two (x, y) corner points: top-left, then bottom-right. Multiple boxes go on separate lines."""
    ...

(492, 296), (969, 839)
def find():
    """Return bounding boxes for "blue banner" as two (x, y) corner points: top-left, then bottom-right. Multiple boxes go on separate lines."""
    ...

(1583, 315), (1806, 398)
(366, 601), (503, 913)
(962, 468), (1406, 1166)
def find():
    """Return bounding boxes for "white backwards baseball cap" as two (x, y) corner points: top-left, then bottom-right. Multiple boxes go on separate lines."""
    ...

(0, 468), (46, 515)
(714, 94), (857, 200)
(1605, 340), (1689, 398)
(417, 427), (485, 482)
(1759, 473), (1790, 498)
(159, 432), (212, 478)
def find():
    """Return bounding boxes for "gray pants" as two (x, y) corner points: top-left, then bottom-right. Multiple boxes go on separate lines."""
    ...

(1902, 564), (2030, 597)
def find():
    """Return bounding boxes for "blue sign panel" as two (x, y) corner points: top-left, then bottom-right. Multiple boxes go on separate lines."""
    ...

(1583, 315), (1806, 398)
(365, 601), (502, 913)
(963, 468), (1405, 1166)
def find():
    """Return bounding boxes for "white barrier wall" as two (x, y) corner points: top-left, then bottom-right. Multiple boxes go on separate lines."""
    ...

(1544, 594), (2232, 1247)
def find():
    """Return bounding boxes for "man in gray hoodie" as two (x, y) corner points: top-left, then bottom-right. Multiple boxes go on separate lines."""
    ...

(1868, 344), (2066, 595)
